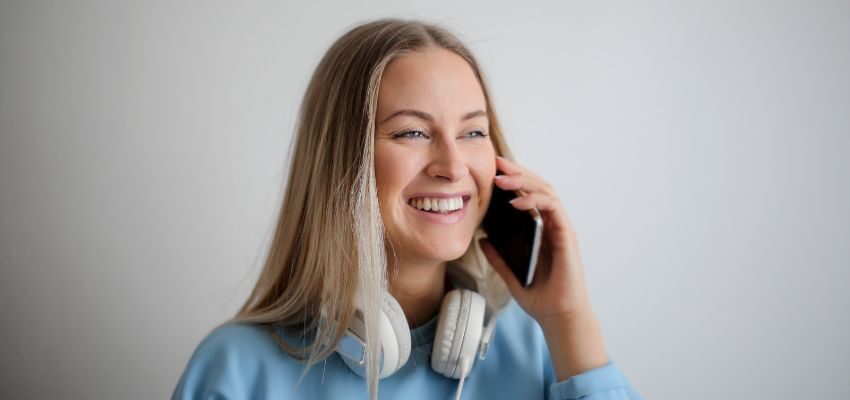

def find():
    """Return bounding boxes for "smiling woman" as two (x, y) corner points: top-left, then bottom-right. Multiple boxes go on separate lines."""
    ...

(375, 48), (498, 328)
(171, 18), (642, 400)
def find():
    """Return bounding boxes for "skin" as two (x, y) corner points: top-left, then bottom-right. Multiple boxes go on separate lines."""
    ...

(374, 46), (609, 381)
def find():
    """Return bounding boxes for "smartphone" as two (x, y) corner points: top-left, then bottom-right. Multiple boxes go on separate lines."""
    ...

(481, 172), (543, 287)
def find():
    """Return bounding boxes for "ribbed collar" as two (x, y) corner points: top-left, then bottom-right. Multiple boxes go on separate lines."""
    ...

(409, 313), (438, 347)
(408, 275), (461, 348)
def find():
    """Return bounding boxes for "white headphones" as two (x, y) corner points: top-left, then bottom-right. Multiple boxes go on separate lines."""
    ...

(332, 228), (512, 381)
(335, 284), (486, 379)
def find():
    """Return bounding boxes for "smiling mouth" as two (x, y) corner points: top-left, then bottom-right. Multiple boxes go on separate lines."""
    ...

(406, 196), (471, 214)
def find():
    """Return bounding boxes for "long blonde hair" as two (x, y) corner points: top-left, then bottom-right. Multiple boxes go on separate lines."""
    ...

(230, 18), (513, 399)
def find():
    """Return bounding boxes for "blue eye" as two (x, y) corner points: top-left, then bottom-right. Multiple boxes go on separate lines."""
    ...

(467, 130), (488, 138)
(394, 130), (426, 139)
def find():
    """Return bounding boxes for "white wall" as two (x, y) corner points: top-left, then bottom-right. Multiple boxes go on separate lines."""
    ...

(1, 1), (848, 399)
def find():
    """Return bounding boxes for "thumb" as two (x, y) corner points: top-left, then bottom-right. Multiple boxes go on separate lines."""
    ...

(478, 238), (525, 296)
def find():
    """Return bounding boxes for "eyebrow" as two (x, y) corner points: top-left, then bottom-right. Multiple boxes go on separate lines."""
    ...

(379, 109), (488, 124)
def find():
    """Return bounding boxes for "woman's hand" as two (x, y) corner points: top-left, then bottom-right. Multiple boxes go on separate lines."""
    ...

(478, 156), (609, 380)
(480, 156), (589, 322)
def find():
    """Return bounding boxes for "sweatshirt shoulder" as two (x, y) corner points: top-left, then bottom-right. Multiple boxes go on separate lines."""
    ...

(172, 322), (310, 400)
(496, 299), (547, 346)
(199, 322), (283, 355)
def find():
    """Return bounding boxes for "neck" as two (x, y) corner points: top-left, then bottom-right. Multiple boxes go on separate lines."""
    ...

(387, 256), (448, 328)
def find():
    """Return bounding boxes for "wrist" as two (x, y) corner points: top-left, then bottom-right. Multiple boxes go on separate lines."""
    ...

(538, 303), (596, 334)
(539, 306), (609, 381)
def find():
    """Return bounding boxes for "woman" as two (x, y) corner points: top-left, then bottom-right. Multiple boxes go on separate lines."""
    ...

(172, 18), (642, 400)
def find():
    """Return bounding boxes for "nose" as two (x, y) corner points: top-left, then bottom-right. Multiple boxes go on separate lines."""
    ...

(425, 137), (469, 182)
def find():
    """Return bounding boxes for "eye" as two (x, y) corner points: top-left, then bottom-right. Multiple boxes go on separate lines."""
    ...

(393, 130), (427, 139)
(465, 130), (489, 138)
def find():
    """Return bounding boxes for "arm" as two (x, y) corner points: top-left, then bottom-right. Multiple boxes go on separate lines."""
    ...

(480, 156), (643, 399)
(541, 308), (643, 400)
(539, 307), (609, 381)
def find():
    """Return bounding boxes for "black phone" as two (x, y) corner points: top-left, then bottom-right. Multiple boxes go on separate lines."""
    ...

(481, 171), (543, 287)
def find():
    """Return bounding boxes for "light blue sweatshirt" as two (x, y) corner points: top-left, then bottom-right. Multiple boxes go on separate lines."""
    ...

(172, 300), (643, 399)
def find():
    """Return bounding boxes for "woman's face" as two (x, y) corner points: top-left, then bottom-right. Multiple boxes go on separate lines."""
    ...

(375, 47), (496, 266)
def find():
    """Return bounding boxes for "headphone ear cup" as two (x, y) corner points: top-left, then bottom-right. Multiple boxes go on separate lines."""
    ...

(339, 294), (411, 379)
(380, 294), (412, 377)
(431, 289), (486, 379)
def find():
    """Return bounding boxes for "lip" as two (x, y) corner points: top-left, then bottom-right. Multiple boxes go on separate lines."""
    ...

(405, 191), (472, 202)
(406, 196), (470, 225)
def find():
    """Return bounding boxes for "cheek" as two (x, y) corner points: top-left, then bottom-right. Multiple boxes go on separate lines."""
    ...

(374, 146), (417, 203)
(468, 145), (497, 212)
(471, 143), (496, 179)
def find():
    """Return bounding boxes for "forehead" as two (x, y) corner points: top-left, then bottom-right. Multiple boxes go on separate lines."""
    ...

(377, 48), (486, 119)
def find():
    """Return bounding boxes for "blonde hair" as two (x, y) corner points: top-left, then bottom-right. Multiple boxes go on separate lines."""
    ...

(230, 18), (513, 399)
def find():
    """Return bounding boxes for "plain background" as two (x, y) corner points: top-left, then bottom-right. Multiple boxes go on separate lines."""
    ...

(1, 1), (848, 399)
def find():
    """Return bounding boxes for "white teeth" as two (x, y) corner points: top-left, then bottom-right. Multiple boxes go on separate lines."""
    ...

(408, 196), (464, 213)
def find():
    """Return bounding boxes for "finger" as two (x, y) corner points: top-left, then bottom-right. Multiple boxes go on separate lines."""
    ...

(478, 238), (526, 296)
(509, 192), (563, 215)
(509, 192), (574, 244)
(495, 156), (525, 175)
(496, 156), (544, 179)
(494, 174), (555, 197)
(495, 157), (555, 193)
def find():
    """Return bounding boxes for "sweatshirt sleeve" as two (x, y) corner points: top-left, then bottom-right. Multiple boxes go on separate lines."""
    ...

(547, 357), (644, 400)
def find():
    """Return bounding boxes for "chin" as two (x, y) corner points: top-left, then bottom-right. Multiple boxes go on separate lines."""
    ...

(426, 236), (473, 261)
